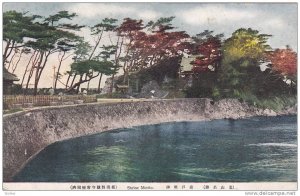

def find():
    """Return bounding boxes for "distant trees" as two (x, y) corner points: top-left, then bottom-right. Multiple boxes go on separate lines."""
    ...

(104, 16), (190, 95)
(2, 10), (297, 99)
(3, 10), (83, 95)
(185, 28), (297, 100)
(116, 17), (145, 84)
(190, 30), (223, 73)
(184, 31), (223, 97)
(268, 47), (297, 82)
(66, 18), (118, 93)
(266, 46), (297, 95)
(115, 17), (189, 84)
(220, 28), (272, 96)
(67, 60), (116, 93)
(29, 12), (81, 95)
(3, 11), (37, 67)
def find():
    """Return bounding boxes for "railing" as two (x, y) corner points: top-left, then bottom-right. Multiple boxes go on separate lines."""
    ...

(3, 95), (97, 110)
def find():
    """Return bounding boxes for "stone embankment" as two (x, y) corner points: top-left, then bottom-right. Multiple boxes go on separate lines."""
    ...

(3, 98), (296, 181)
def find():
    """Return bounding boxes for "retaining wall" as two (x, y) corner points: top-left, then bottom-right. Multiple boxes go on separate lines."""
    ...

(3, 98), (295, 181)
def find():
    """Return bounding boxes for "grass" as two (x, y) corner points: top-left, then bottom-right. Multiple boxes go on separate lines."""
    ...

(255, 96), (297, 111)
(234, 91), (297, 112)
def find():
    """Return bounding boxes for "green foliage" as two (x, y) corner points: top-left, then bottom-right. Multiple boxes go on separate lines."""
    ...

(71, 60), (92, 74)
(74, 39), (92, 60)
(222, 28), (271, 63)
(91, 18), (118, 34)
(212, 87), (221, 99)
(71, 60), (116, 75)
(192, 30), (224, 45)
(97, 45), (117, 60)
(219, 28), (273, 95)
(232, 90), (297, 112)
(146, 16), (175, 32)
(4, 10), (82, 53)
(182, 27), (296, 109)
(3, 10), (39, 43)
(2, 9), (296, 109)
(44, 11), (77, 26)
(3, 10), (81, 51)
(92, 60), (116, 75)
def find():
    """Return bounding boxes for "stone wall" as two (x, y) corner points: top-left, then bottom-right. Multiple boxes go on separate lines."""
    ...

(3, 98), (296, 181)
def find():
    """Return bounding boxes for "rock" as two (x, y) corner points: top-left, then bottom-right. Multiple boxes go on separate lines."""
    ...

(286, 105), (297, 114)
(278, 105), (297, 115)
(24, 112), (32, 117)
(263, 109), (277, 116)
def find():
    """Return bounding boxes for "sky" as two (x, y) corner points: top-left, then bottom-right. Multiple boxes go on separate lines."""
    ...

(3, 2), (298, 89)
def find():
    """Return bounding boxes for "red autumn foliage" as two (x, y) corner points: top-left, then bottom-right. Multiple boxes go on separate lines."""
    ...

(268, 48), (297, 77)
(191, 37), (222, 73)
(116, 17), (191, 72)
(129, 24), (190, 62)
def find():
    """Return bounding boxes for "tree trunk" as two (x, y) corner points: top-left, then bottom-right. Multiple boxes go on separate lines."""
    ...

(5, 41), (16, 63)
(3, 39), (11, 66)
(109, 37), (124, 96)
(110, 74), (115, 96)
(25, 51), (41, 94)
(97, 73), (103, 93)
(122, 39), (134, 84)
(76, 75), (83, 93)
(7, 51), (16, 70)
(70, 74), (77, 88)
(21, 51), (36, 87)
(87, 80), (90, 94)
(65, 73), (72, 89)
(67, 73), (100, 93)
(33, 51), (51, 95)
(33, 52), (45, 95)
(35, 51), (51, 92)
(54, 51), (66, 91)
(89, 29), (104, 60)
(12, 50), (23, 73)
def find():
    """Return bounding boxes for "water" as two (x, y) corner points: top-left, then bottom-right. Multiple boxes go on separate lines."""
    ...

(13, 115), (297, 182)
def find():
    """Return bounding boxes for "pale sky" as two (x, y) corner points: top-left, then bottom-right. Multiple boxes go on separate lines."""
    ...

(3, 2), (298, 89)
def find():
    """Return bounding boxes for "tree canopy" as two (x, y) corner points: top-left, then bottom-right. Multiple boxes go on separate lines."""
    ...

(2, 10), (297, 101)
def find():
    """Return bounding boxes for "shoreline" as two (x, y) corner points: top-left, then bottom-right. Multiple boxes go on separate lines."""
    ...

(3, 98), (297, 181)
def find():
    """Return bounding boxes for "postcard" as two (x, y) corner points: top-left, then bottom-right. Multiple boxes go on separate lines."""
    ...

(2, 1), (298, 193)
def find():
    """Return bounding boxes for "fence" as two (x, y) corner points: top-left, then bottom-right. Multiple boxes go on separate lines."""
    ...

(3, 95), (97, 110)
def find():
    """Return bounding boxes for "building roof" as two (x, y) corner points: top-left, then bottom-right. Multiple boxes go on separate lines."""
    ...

(3, 68), (19, 81)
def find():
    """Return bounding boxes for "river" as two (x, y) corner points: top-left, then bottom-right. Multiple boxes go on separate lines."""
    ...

(13, 115), (297, 182)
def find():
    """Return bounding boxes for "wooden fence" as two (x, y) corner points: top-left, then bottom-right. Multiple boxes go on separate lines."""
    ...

(3, 95), (97, 110)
